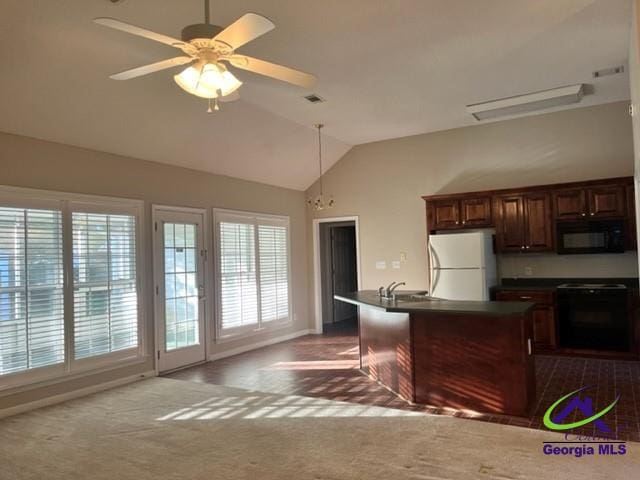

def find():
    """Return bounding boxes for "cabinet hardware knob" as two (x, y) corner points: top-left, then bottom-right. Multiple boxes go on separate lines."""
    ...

(462, 221), (466, 224)
(520, 296), (532, 300)
(525, 246), (530, 249)
(521, 246), (525, 250)
(581, 213), (586, 217)
(590, 213), (594, 216)
(455, 221), (459, 224)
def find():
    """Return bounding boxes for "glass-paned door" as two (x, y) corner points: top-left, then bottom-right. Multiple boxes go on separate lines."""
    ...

(154, 208), (206, 373)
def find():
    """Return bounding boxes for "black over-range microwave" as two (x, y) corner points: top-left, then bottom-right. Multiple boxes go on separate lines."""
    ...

(556, 219), (625, 254)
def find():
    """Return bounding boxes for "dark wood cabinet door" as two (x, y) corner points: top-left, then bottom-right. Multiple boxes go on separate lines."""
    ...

(495, 195), (525, 252)
(626, 185), (637, 251)
(524, 193), (553, 251)
(587, 185), (625, 218)
(432, 200), (460, 229)
(553, 189), (586, 220)
(532, 306), (556, 350)
(460, 197), (492, 227)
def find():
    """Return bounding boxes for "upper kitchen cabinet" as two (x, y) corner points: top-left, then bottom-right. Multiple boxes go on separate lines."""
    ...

(460, 197), (492, 227)
(431, 199), (461, 229)
(494, 192), (553, 253)
(428, 196), (491, 231)
(587, 185), (625, 218)
(493, 195), (525, 252)
(524, 193), (553, 251)
(423, 176), (635, 252)
(553, 183), (626, 220)
(553, 189), (586, 220)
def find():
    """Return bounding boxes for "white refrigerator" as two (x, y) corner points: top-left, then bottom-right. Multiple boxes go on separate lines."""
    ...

(428, 231), (497, 301)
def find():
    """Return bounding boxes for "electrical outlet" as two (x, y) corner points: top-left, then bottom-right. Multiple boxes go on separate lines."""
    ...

(399, 252), (407, 262)
(392, 261), (401, 269)
(524, 266), (533, 276)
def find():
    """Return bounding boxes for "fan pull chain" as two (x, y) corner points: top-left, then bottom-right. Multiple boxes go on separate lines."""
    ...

(207, 97), (220, 113)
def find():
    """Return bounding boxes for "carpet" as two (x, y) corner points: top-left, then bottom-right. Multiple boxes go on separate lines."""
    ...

(1, 378), (637, 479)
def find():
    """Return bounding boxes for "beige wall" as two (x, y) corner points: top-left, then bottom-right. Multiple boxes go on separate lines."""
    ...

(307, 101), (636, 312)
(0, 132), (310, 409)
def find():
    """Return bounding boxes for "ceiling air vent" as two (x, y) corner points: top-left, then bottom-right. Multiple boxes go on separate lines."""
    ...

(593, 65), (624, 78)
(304, 94), (325, 104)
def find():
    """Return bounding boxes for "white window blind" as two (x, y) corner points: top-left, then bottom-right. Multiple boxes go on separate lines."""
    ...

(219, 221), (258, 330)
(216, 211), (290, 335)
(73, 213), (138, 359)
(0, 207), (64, 375)
(258, 224), (289, 323)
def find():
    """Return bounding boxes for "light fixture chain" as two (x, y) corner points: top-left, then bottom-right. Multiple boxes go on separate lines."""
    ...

(317, 124), (323, 196)
(204, 0), (210, 24)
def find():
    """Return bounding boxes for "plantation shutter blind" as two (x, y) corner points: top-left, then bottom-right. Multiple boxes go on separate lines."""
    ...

(0, 207), (64, 375)
(218, 218), (258, 330)
(216, 211), (290, 335)
(72, 212), (138, 359)
(258, 221), (289, 323)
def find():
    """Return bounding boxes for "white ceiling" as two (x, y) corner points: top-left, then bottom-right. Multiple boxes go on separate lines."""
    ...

(0, 0), (632, 190)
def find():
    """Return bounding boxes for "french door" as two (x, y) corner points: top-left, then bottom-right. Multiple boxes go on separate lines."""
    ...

(153, 207), (207, 373)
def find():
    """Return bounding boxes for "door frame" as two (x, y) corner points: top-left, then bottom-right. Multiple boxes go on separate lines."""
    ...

(152, 204), (211, 375)
(312, 216), (362, 334)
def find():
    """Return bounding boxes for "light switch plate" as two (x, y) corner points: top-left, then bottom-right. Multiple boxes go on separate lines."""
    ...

(392, 261), (401, 269)
(375, 261), (387, 270)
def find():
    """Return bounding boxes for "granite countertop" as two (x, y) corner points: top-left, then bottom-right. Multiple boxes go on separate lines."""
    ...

(334, 291), (534, 316)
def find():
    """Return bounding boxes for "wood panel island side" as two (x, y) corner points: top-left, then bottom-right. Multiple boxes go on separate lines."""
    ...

(335, 291), (536, 417)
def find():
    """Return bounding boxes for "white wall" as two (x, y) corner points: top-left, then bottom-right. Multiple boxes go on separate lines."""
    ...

(307, 101), (636, 306)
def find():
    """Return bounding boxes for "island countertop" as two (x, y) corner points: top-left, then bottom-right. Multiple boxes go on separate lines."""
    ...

(335, 290), (535, 316)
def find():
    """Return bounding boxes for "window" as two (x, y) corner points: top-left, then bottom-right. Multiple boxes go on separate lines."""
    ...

(0, 207), (64, 375)
(0, 187), (144, 388)
(215, 210), (291, 336)
(72, 213), (138, 359)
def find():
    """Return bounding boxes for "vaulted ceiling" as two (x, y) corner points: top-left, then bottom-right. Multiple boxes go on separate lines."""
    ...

(0, 0), (632, 190)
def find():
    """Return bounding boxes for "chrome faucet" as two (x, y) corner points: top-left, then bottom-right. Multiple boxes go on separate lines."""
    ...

(378, 281), (406, 299)
(388, 281), (406, 298)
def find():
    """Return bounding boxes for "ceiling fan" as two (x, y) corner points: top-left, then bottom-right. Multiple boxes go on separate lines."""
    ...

(95, 0), (317, 111)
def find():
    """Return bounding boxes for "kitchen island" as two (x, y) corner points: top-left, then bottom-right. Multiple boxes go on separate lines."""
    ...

(335, 291), (536, 417)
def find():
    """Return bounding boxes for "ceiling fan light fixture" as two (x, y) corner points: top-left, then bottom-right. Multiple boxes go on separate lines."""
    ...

(174, 61), (242, 99)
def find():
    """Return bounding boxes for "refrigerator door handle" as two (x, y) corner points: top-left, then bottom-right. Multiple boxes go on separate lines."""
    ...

(428, 243), (433, 291)
(428, 243), (440, 293)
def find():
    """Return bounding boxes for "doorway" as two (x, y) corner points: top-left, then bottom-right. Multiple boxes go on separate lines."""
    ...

(153, 206), (208, 373)
(318, 220), (358, 335)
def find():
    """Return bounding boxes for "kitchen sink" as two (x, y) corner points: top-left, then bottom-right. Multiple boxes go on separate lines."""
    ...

(388, 292), (433, 302)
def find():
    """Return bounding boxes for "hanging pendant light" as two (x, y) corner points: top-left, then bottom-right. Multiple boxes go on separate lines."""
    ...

(307, 124), (334, 211)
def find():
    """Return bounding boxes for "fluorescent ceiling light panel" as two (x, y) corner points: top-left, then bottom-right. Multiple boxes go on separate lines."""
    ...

(466, 84), (585, 121)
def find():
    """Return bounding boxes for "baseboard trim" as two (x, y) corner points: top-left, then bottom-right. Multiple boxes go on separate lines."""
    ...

(208, 329), (312, 361)
(0, 370), (156, 420)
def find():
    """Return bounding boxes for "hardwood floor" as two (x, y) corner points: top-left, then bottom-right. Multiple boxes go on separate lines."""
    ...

(167, 319), (640, 441)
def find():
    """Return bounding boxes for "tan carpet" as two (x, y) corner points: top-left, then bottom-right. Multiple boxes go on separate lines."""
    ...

(1, 378), (637, 479)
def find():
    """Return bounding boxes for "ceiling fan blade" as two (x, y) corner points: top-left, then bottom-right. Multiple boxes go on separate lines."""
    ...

(213, 13), (275, 50)
(94, 17), (188, 49)
(109, 56), (193, 80)
(219, 90), (240, 103)
(227, 55), (316, 88)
